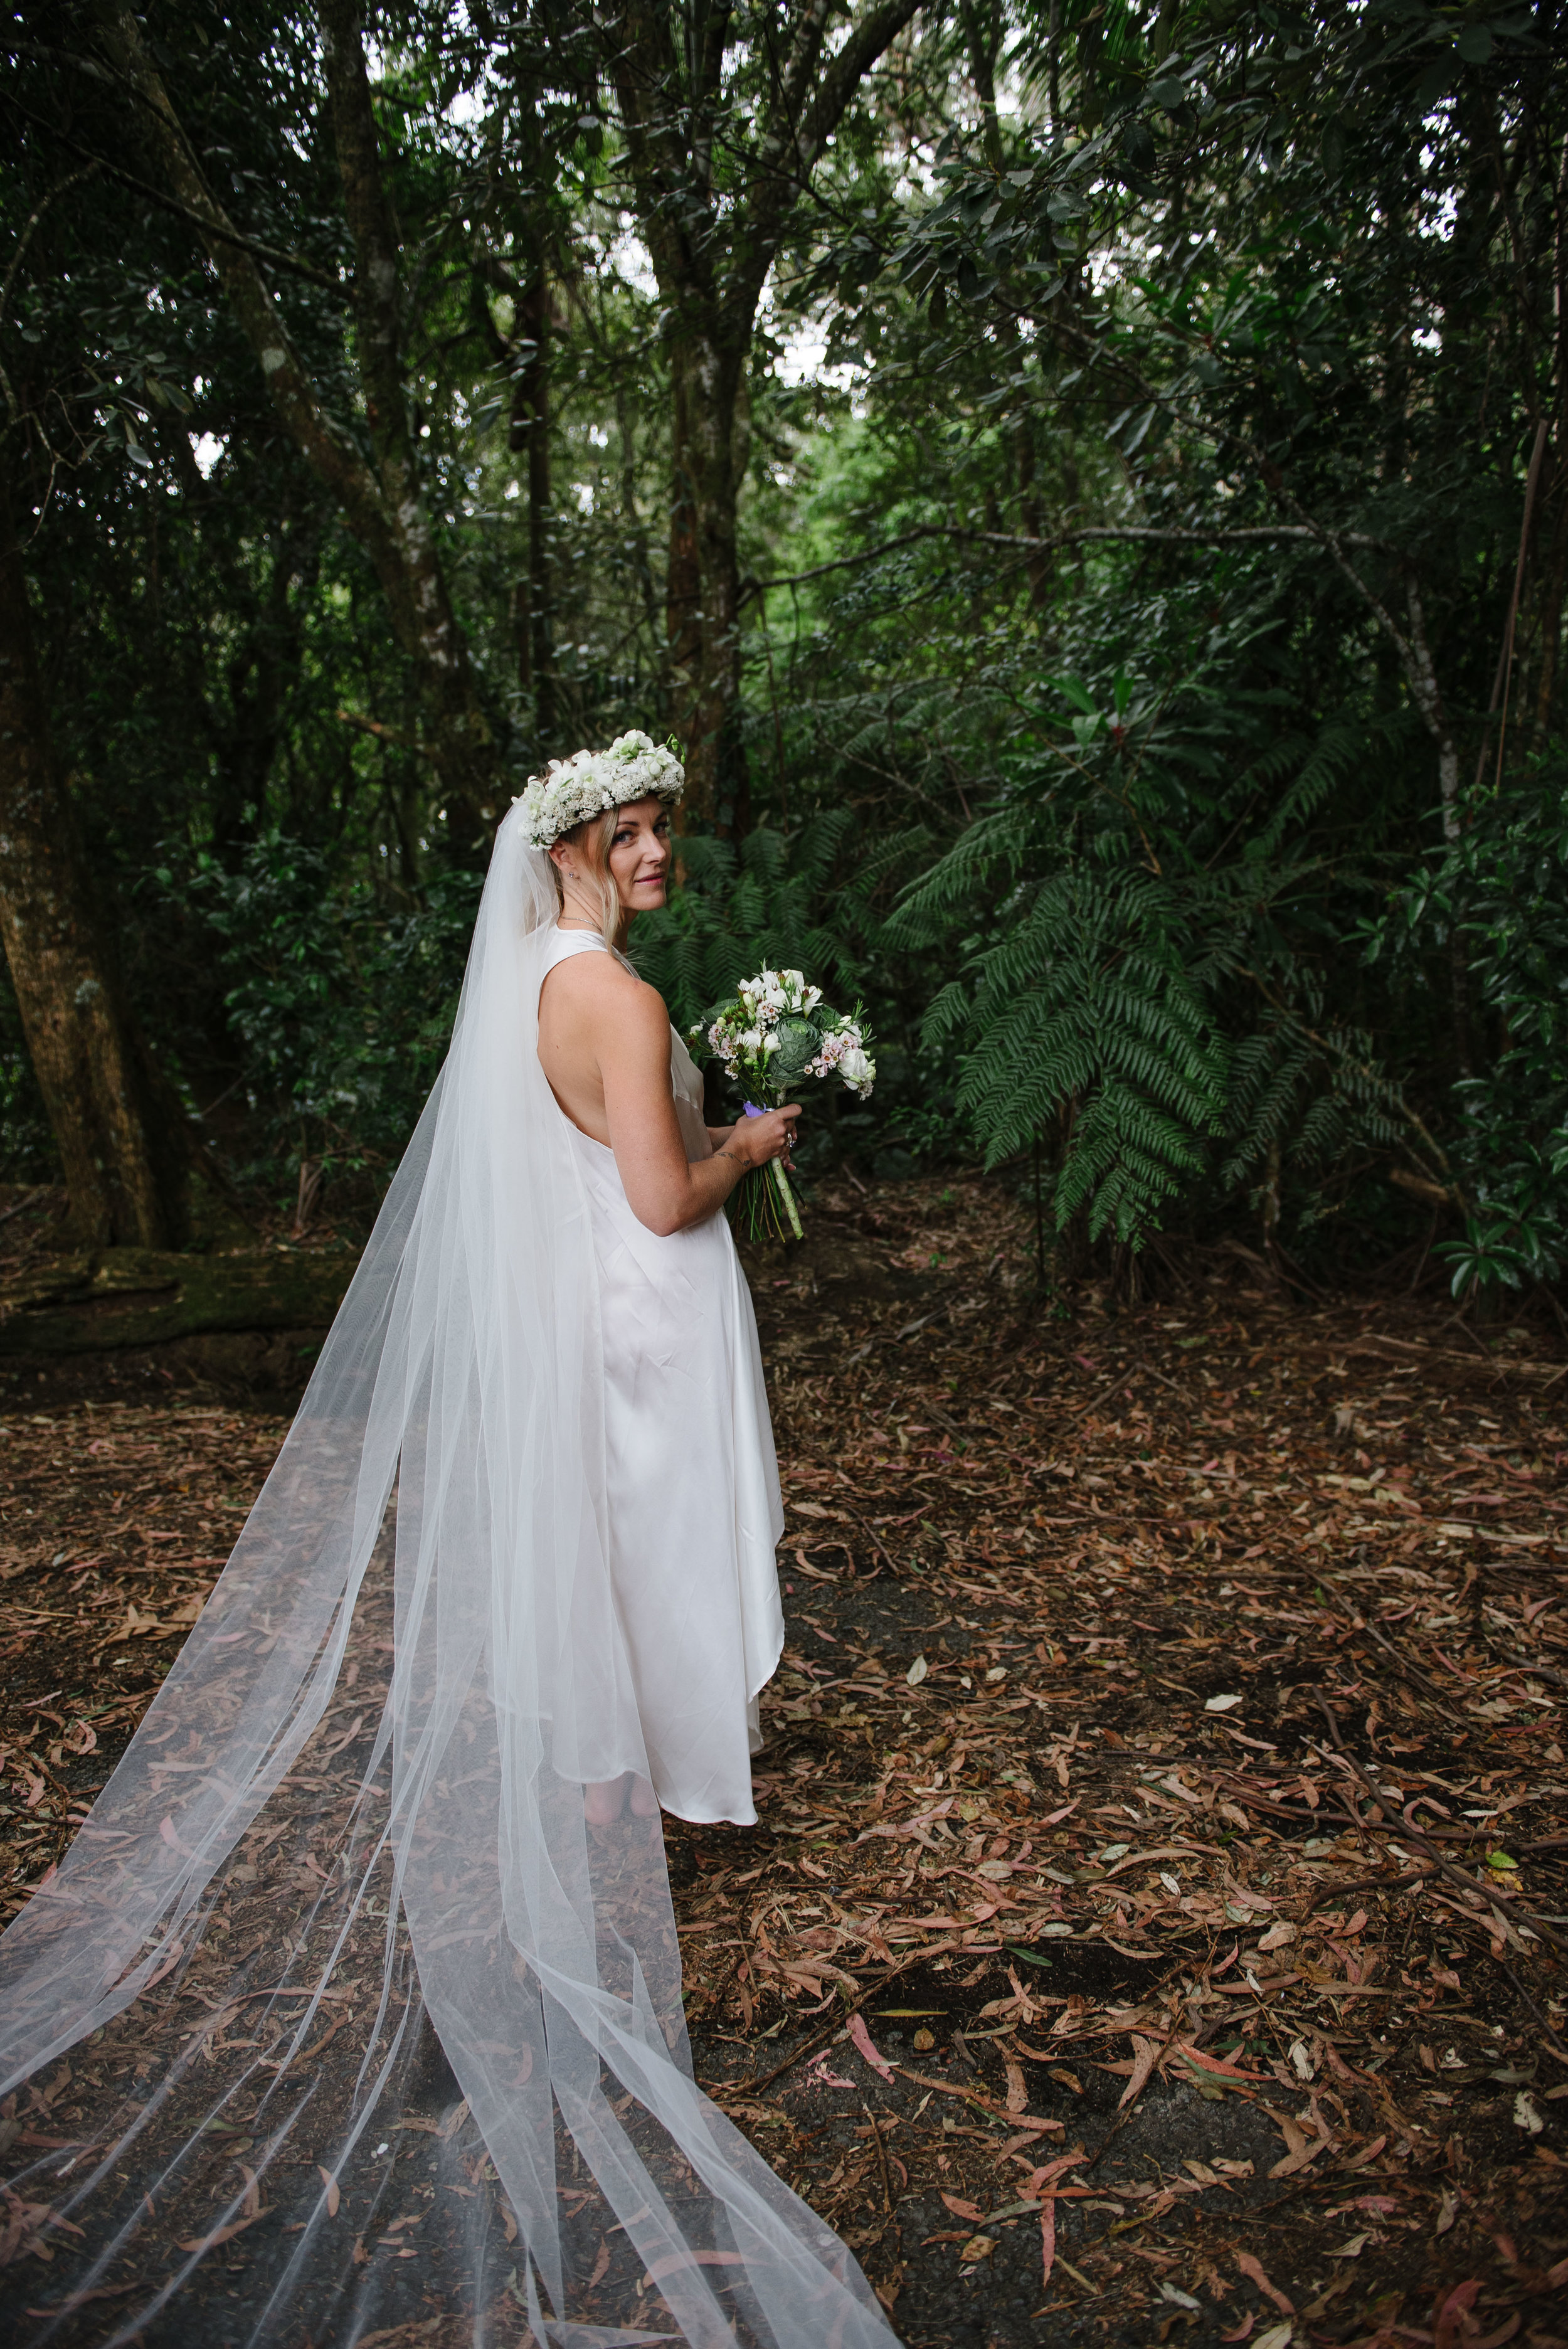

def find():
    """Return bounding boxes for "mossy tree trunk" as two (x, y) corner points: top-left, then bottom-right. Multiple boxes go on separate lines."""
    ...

(0, 479), (193, 1248)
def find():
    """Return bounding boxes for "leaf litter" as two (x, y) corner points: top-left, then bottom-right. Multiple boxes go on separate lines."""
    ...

(1, 1171), (1565, 2344)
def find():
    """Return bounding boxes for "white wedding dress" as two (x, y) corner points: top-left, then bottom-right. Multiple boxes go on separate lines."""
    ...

(539, 927), (785, 1825)
(0, 814), (897, 2349)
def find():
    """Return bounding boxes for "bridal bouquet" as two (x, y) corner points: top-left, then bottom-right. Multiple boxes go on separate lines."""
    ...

(692, 968), (875, 1242)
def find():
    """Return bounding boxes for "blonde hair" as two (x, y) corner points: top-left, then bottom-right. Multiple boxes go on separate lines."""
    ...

(551, 809), (621, 943)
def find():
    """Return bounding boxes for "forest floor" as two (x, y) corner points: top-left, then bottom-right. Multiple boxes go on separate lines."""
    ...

(1, 1172), (1566, 2349)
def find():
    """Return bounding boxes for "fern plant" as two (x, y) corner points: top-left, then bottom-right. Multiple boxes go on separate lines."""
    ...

(904, 869), (1226, 1243)
(882, 647), (1421, 1254)
(628, 812), (867, 1035)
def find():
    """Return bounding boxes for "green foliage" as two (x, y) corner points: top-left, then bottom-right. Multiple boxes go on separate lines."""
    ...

(868, 595), (1422, 1252)
(1379, 756), (1568, 1296)
(145, 837), (480, 1194)
(1, 0), (1562, 1302)
(627, 815), (866, 1039)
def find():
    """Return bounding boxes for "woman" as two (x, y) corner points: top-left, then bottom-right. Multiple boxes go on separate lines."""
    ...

(534, 771), (798, 1827)
(0, 736), (895, 2349)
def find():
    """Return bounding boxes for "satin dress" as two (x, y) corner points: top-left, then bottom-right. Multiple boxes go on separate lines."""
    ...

(538, 927), (785, 1825)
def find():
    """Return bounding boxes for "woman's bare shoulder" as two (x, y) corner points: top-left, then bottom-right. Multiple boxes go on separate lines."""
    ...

(543, 947), (668, 1031)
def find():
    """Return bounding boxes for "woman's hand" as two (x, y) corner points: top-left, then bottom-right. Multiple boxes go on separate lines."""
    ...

(719, 1105), (800, 1174)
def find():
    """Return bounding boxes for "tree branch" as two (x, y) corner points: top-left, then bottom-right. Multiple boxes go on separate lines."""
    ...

(1, 96), (341, 291)
(98, 1), (501, 835)
(742, 521), (1397, 603)
(798, 0), (923, 172)
(96, 6), (395, 579)
(777, 0), (835, 132)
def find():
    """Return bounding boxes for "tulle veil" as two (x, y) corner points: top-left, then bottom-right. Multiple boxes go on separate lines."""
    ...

(0, 805), (896, 2349)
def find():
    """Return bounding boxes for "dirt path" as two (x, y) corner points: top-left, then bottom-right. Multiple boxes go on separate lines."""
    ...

(3, 1174), (1565, 2346)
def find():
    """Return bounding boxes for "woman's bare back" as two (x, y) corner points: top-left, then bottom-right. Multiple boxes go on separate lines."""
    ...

(536, 931), (644, 1144)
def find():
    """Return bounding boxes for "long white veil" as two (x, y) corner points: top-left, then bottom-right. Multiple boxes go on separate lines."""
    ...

(0, 805), (896, 2349)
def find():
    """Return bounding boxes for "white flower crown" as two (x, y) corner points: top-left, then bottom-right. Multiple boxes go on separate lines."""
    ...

(515, 730), (684, 850)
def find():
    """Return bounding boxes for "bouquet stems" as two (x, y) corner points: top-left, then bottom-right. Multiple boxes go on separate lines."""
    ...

(733, 1157), (803, 1243)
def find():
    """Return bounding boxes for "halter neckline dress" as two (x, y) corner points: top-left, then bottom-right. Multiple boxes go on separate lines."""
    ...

(539, 925), (785, 1825)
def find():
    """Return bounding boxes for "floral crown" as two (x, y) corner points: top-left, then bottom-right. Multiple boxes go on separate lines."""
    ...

(515, 730), (684, 850)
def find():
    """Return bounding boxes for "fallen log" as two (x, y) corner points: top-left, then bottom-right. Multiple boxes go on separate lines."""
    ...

(0, 1246), (359, 1357)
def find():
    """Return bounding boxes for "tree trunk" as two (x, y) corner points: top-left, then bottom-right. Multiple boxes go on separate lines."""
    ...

(0, 483), (191, 1247)
(1532, 466), (1567, 740)
(667, 330), (749, 830)
(509, 269), (557, 751)
(666, 355), (702, 774)
(613, 373), (662, 660)
(1014, 416), (1050, 612)
(603, 0), (922, 829)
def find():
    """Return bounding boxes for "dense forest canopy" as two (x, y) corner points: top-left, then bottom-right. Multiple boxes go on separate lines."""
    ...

(1, 0), (1564, 1300)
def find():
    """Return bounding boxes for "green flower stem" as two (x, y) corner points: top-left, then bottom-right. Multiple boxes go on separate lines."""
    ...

(770, 1158), (804, 1241)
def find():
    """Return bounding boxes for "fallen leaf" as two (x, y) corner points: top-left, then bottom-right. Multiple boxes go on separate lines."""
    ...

(805, 2059), (855, 2091)
(317, 2166), (339, 2219)
(1118, 2033), (1163, 2111)
(645, 2250), (746, 2281)
(905, 1655), (928, 1686)
(176, 2215), (257, 2254)
(1264, 2108), (1327, 2180)
(940, 2192), (983, 2222)
(1236, 2251), (1294, 2316)
(848, 2013), (894, 2082)
(1512, 2090), (1544, 2135)
(1205, 1694), (1244, 1712)
(958, 2235), (993, 2263)
(1434, 2281), (1481, 2349)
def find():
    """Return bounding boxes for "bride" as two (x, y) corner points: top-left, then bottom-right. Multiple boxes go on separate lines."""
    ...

(534, 760), (798, 1832)
(0, 735), (896, 2349)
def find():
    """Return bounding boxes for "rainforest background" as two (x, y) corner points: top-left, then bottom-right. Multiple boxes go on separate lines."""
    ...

(2, 0), (1565, 1307)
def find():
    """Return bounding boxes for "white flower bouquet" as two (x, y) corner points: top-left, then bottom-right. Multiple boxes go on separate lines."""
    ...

(691, 968), (876, 1242)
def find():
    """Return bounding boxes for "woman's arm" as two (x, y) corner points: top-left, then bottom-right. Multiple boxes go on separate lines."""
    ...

(596, 973), (798, 1236)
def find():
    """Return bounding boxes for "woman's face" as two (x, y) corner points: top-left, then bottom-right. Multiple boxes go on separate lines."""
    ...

(605, 797), (672, 913)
